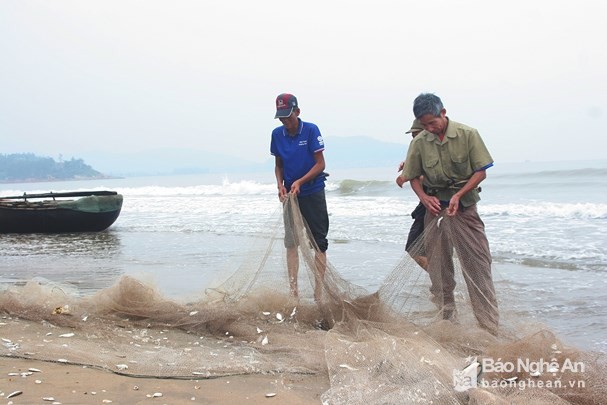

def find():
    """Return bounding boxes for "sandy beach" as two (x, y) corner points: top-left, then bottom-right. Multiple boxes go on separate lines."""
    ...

(1, 357), (328, 404)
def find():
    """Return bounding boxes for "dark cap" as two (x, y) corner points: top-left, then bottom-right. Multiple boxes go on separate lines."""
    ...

(274, 93), (298, 119)
(405, 118), (424, 134)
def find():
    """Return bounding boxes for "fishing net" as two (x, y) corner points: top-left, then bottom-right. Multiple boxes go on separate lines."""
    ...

(1, 194), (605, 404)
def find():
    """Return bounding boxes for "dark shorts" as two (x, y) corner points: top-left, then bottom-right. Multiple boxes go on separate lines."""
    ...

(405, 202), (426, 254)
(284, 189), (329, 252)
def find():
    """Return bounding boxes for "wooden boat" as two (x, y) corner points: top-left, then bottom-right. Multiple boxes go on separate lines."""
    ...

(0, 191), (123, 233)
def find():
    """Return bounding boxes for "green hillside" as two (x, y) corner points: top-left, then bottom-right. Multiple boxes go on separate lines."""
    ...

(0, 153), (107, 183)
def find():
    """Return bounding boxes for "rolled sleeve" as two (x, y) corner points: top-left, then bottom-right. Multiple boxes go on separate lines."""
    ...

(468, 130), (494, 171)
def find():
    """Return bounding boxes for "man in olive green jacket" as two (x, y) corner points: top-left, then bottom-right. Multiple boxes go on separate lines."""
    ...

(403, 93), (499, 335)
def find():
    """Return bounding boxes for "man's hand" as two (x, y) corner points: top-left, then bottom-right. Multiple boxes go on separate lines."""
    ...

(396, 175), (406, 188)
(289, 180), (301, 196)
(447, 194), (461, 216)
(421, 194), (442, 216)
(278, 184), (288, 202)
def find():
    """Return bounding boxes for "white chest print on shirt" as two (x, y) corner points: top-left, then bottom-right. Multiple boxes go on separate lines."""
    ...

(299, 140), (308, 146)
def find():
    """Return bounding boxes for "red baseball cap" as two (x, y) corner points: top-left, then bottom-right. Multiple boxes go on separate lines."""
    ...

(274, 93), (298, 118)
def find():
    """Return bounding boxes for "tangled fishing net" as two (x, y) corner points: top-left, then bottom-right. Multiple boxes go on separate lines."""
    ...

(1, 195), (605, 404)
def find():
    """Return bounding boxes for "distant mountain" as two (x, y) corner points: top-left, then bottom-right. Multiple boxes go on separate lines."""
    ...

(3, 137), (408, 180)
(81, 136), (408, 176)
(0, 153), (111, 183)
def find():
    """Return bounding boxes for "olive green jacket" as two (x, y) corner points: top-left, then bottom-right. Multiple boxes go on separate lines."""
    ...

(402, 119), (493, 207)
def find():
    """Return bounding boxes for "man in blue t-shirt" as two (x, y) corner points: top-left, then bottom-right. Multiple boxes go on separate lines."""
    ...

(270, 93), (329, 301)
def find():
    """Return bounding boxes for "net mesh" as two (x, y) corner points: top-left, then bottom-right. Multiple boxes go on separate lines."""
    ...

(1, 195), (605, 404)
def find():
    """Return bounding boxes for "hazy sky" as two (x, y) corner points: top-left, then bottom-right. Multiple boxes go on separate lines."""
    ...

(1, 0), (606, 166)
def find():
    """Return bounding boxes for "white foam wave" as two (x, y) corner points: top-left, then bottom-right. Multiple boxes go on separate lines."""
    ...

(118, 181), (277, 197)
(482, 202), (607, 219)
(0, 180), (277, 198)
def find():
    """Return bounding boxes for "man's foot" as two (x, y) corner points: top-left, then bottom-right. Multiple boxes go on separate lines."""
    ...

(442, 306), (458, 323)
(314, 318), (331, 331)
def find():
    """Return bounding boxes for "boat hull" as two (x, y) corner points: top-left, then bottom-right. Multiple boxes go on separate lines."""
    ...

(0, 194), (123, 234)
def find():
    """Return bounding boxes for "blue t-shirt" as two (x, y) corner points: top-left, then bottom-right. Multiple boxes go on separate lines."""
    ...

(270, 119), (326, 196)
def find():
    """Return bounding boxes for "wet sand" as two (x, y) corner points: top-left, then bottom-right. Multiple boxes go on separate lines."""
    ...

(1, 357), (329, 404)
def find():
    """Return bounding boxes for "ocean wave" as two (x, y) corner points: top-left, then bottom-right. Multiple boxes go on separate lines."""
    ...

(492, 167), (607, 180)
(117, 181), (277, 197)
(482, 202), (607, 219)
(0, 180), (278, 198)
(326, 179), (394, 195)
(492, 255), (606, 273)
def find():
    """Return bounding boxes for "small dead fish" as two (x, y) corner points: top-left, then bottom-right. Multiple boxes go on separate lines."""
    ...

(116, 364), (128, 370)
(261, 335), (269, 345)
(290, 307), (297, 318)
(421, 358), (435, 365)
(265, 392), (277, 397)
(189, 311), (199, 316)
(7, 391), (23, 398)
(152, 393), (163, 397)
(42, 397), (55, 401)
(276, 313), (284, 322)
(339, 364), (358, 371)
(59, 333), (75, 338)
(262, 311), (271, 316)
(437, 217), (444, 228)
(256, 327), (263, 334)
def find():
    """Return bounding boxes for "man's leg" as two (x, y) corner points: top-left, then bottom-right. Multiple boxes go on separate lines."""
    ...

(407, 207), (429, 272)
(413, 255), (429, 271)
(283, 199), (300, 298)
(314, 251), (326, 302)
(425, 212), (456, 314)
(287, 247), (299, 297)
(298, 190), (329, 301)
(455, 205), (499, 333)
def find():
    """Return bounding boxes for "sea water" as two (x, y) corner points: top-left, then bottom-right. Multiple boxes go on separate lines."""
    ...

(0, 159), (605, 352)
